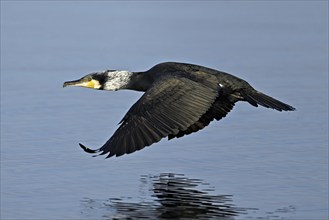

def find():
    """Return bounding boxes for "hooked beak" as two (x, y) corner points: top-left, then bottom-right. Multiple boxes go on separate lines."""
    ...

(63, 79), (85, 88)
(63, 78), (101, 89)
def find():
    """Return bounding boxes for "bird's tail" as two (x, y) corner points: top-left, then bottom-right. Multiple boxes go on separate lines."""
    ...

(241, 89), (295, 111)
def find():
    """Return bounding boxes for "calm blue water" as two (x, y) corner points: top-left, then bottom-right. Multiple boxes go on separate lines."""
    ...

(1, 2), (328, 219)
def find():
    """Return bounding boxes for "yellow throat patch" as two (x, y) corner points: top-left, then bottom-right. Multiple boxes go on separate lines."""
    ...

(86, 79), (101, 89)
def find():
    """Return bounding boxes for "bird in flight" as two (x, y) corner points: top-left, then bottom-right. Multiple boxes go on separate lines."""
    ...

(63, 62), (295, 158)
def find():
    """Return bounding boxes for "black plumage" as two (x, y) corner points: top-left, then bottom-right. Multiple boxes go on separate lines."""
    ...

(64, 62), (295, 158)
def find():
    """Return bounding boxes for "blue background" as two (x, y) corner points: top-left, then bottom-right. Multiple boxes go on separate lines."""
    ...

(1, 1), (328, 219)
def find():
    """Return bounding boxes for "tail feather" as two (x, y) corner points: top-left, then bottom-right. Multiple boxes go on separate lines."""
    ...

(242, 90), (295, 111)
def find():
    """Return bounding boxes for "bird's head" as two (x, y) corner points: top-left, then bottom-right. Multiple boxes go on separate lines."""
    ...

(63, 70), (133, 91)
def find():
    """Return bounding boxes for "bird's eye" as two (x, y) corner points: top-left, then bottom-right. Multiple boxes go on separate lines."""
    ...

(84, 75), (92, 81)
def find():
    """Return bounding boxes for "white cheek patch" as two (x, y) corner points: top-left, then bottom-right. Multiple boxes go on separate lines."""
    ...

(104, 70), (133, 91)
(104, 79), (122, 90)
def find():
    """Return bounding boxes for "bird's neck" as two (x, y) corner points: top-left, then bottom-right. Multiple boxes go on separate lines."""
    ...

(125, 71), (155, 92)
(102, 70), (134, 91)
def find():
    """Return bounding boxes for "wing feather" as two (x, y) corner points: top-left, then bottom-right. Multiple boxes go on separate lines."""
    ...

(168, 95), (236, 139)
(84, 75), (219, 158)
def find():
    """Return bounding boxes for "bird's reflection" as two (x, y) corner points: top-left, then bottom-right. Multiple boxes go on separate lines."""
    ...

(81, 173), (249, 219)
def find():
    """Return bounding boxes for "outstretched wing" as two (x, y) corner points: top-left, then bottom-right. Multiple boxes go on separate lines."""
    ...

(168, 95), (236, 139)
(80, 75), (219, 158)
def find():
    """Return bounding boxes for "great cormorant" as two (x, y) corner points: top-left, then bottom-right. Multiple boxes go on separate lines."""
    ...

(63, 62), (295, 158)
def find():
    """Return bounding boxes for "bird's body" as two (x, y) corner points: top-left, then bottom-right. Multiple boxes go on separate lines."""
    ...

(63, 62), (295, 158)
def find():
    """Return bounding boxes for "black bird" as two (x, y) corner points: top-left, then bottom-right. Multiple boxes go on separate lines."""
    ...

(63, 62), (295, 158)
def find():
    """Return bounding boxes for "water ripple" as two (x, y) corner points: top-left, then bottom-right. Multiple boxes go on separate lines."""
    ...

(81, 173), (251, 219)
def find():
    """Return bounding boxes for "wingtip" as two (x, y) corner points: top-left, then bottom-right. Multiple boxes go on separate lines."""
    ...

(79, 143), (99, 154)
(281, 104), (296, 112)
(289, 105), (296, 111)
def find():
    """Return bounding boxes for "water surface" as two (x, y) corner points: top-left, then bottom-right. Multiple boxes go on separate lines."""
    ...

(1, 2), (328, 219)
